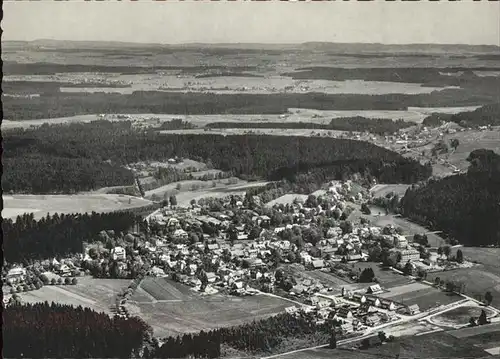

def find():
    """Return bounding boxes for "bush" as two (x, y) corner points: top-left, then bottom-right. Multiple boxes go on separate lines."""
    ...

(72, 278), (78, 285)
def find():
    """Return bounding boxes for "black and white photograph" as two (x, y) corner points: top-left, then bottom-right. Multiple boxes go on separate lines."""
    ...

(2, 1), (500, 358)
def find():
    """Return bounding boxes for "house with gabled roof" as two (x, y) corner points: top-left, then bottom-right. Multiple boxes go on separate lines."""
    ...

(365, 297), (381, 307)
(352, 293), (367, 304)
(366, 284), (383, 295)
(310, 259), (325, 270)
(380, 299), (396, 311)
(336, 308), (353, 320)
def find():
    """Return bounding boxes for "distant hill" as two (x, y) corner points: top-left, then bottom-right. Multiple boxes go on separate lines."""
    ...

(3, 39), (499, 54)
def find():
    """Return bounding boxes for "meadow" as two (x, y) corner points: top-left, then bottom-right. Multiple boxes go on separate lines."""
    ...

(351, 262), (414, 288)
(20, 277), (129, 314)
(2, 194), (153, 221)
(282, 331), (496, 359)
(126, 281), (292, 337)
(427, 268), (500, 309)
(385, 286), (463, 311)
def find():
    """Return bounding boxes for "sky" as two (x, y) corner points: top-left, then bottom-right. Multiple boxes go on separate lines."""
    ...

(3, 1), (500, 46)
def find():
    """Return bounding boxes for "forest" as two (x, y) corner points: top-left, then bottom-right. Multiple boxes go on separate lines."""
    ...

(205, 117), (414, 135)
(3, 121), (431, 194)
(3, 302), (151, 358)
(3, 211), (142, 263)
(449, 103), (500, 127)
(400, 149), (500, 246)
(283, 66), (500, 88)
(3, 60), (258, 75)
(150, 312), (331, 358)
(3, 88), (495, 121)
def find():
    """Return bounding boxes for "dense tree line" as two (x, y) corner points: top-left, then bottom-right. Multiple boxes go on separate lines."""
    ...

(3, 211), (141, 263)
(283, 67), (500, 88)
(3, 302), (151, 358)
(3, 154), (134, 193)
(205, 117), (414, 135)
(4, 88), (495, 121)
(423, 104), (500, 128)
(4, 121), (430, 194)
(3, 61), (257, 76)
(449, 103), (500, 127)
(400, 149), (500, 246)
(151, 312), (330, 358)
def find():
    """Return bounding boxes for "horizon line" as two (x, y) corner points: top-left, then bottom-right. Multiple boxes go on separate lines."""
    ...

(3, 39), (500, 48)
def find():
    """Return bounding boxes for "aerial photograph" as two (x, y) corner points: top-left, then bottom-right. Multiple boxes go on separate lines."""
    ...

(2, 1), (500, 358)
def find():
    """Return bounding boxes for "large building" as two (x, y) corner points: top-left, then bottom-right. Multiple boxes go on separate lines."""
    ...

(399, 249), (420, 262)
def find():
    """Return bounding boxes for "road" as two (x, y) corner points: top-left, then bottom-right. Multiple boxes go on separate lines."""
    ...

(260, 265), (495, 359)
(260, 297), (472, 359)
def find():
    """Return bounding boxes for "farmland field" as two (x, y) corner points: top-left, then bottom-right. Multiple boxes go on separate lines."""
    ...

(379, 282), (430, 298)
(281, 331), (493, 359)
(20, 277), (129, 314)
(125, 291), (292, 337)
(351, 262), (413, 288)
(2, 194), (153, 221)
(369, 184), (411, 198)
(133, 277), (194, 302)
(384, 286), (463, 311)
(427, 268), (500, 309)
(3, 106), (483, 131)
(449, 321), (500, 339)
(173, 181), (269, 207)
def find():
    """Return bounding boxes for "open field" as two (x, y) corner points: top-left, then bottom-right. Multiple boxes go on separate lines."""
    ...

(174, 181), (269, 207)
(126, 290), (292, 337)
(379, 282), (430, 298)
(20, 277), (129, 314)
(427, 268), (500, 309)
(2, 105), (484, 131)
(449, 323), (500, 351)
(402, 127), (500, 175)
(430, 305), (497, 327)
(3, 71), (453, 96)
(2, 194), (152, 221)
(351, 262), (413, 288)
(371, 215), (446, 247)
(133, 277), (194, 302)
(369, 184), (410, 198)
(450, 322), (500, 339)
(144, 178), (268, 202)
(385, 286), (463, 311)
(266, 194), (309, 207)
(452, 247), (500, 268)
(280, 331), (495, 359)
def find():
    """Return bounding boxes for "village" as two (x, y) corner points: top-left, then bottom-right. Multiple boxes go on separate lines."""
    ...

(3, 179), (484, 341)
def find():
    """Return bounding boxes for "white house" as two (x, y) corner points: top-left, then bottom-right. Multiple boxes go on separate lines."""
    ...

(111, 246), (126, 261)
(6, 267), (27, 284)
(173, 229), (188, 241)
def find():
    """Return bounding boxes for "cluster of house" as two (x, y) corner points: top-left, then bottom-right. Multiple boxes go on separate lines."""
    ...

(3, 258), (82, 297)
(285, 284), (421, 335)
(80, 180), (432, 295)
